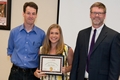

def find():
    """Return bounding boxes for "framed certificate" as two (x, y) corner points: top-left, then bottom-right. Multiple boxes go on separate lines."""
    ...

(39, 54), (64, 75)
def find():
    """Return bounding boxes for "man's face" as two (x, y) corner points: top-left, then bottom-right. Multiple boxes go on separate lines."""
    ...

(23, 6), (37, 25)
(90, 7), (106, 28)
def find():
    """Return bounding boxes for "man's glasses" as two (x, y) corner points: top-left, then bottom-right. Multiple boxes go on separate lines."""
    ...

(91, 12), (105, 16)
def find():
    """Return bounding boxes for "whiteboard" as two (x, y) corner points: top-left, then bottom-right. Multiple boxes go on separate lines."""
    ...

(58, 0), (120, 50)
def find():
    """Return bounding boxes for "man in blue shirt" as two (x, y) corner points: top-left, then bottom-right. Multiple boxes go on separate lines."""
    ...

(7, 2), (45, 80)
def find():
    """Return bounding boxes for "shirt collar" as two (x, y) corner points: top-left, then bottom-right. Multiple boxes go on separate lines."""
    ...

(19, 24), (37, 34)
(91, 24), (104, 32)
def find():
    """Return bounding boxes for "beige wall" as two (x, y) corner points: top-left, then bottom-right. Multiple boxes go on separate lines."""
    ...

(0, 0), (58, 80)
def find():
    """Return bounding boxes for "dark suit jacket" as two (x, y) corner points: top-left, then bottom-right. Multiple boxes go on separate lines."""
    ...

(70, 25), (120, 80)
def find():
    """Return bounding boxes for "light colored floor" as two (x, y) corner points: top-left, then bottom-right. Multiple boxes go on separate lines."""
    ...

(119, 76), (120, 80)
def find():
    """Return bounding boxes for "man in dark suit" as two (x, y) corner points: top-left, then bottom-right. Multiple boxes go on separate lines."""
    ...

(70, 2), (120, 80)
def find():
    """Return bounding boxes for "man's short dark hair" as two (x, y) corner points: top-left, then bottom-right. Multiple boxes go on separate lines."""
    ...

(23, 2), (38, 13)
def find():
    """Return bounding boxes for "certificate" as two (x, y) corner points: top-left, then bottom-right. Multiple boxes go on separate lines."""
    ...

(39, 54), (64, 75)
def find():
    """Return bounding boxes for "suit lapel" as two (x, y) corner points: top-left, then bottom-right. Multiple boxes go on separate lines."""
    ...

(84, 27), (91, 55)
(91, 25), (108, 54)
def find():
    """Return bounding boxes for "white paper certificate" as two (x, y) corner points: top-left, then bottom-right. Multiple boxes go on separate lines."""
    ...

(39, 55), (64, 75)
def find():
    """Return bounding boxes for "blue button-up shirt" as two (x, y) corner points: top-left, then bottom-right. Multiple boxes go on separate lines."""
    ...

(7, 24), (45, 68)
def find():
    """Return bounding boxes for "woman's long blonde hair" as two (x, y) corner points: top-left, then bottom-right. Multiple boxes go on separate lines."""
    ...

(41, 24), (64, 55)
